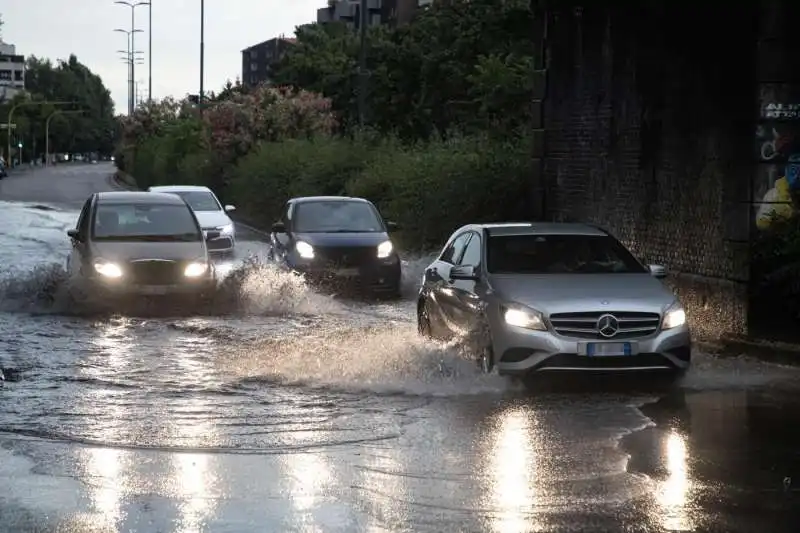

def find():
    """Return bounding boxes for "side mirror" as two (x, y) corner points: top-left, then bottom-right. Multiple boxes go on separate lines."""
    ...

(224, 204), (236, 212)
(648, 264), (667, 279)
(450, 264), (479, 281)
(67, 229), (81, 241)
(204, 230), (221, 241)
(386, 220), (399, 232)
(271, 221), (286, 233)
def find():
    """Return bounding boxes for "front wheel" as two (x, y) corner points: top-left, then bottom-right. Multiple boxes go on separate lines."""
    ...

(417, 298), (433, 338)
(478, 344), (495, 374)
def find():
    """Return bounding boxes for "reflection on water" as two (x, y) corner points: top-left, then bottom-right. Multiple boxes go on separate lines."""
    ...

(80, 318), (136, 529)
(484, 406), (540, 533)
(359, 445), (409, 533)
(281, 444), (333, 532)
(656, 430), (695, 532)
(169, 333), (219, 533)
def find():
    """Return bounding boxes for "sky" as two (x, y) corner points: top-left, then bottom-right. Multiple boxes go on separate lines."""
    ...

(1, 0), (322, 115)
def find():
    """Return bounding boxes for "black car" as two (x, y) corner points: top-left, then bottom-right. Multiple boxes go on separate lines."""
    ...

(269, 196), (402, 296)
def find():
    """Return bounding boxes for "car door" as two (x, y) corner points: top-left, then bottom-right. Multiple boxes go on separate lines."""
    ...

(447, 231), (485, 332)
(427, 232), (471, 337)
(68, 197), (93, 276)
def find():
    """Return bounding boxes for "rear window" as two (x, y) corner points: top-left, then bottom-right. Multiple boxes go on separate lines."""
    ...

(486, 234), (647, 274)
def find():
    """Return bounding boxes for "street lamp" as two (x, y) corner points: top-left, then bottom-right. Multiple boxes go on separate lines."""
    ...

(114, 27), (143, 115)
(114, 1), (149, 114)
(200, 0), (205, 109)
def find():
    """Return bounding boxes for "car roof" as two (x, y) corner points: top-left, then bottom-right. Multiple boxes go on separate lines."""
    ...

(454, 222), (608, 237)
(290, 196), (372, 204)
(96, 191), (187, 205)
(149, 185), (213, 193)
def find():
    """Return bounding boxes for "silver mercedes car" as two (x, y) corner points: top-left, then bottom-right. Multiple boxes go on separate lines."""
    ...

(417, 223), (691, 377)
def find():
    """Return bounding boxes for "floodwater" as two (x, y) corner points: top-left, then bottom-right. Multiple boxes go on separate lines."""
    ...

(1, 165), (799, 532)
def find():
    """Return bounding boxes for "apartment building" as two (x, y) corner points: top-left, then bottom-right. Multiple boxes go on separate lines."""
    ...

(0, 40), (25, 101)
(241, 36), (296, 88)
(317, 0), (428, 28)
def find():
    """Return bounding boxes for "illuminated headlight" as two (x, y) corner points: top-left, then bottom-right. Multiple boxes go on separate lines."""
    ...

(662, 302), (687, 330)
(295, 241), (314, 259)
(219, 223), (234, 235)
(377, 240), (393, 258)
(502, 303), (546, 331)
(94, 260), (123, 278)
(184, 262), (209, 277)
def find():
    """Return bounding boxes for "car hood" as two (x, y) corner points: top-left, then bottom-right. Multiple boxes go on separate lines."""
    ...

(89, 241), (207, 262)
(294, 232), (389, 247)
(488, 273), (677, 315)
(194, 210), (232, 229)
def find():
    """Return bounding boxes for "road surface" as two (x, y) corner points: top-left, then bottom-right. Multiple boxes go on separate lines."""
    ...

(0, 163), (799, 532)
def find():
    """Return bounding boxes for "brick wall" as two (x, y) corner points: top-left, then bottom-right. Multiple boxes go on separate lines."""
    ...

(542, 4), (757, 338)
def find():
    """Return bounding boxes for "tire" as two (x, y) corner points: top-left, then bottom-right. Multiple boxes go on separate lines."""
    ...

(478, 344), (495, 374)
(417, 298), (433, 338)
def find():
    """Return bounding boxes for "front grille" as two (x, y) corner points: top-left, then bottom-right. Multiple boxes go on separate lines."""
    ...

(548, 311), (661, 339)
(315, 246), (376, 268)
(128, 260), (183, 285)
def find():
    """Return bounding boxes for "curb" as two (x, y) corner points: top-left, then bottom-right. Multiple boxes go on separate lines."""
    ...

(698, 337), (800, 366)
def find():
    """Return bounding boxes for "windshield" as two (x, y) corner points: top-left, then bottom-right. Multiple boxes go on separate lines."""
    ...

(92, 203), (202, 241)
(293, 201), (384, 233)
(486, 234), (647, 274)
(169, 191), (221, 211)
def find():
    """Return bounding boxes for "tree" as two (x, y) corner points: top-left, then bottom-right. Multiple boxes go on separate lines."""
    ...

(12, 54), (117, 158)
(273, 0), (534, 139)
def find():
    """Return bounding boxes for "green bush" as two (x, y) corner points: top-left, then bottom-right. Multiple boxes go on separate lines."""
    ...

(346, 134), (531, 250)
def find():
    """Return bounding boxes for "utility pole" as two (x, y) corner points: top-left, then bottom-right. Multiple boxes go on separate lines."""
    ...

(114, 1), (149, 113)
(46, 110), (83, 165)
(199, 0), (205, 110)
(357, 0), (368, 126)
(148, 0), (153, 103)
(6, 101), (76, 167)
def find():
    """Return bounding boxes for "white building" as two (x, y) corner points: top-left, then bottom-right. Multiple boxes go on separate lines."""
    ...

(0, 40), (25, 101)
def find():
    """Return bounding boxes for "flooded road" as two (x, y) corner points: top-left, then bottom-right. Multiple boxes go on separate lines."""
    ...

(1, 164), (799, 532)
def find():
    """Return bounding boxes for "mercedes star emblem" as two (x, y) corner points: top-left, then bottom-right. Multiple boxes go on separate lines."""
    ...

(597, 314), (619, 338)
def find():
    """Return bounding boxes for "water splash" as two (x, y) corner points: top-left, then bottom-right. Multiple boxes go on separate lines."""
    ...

(224, 322), (515, 397)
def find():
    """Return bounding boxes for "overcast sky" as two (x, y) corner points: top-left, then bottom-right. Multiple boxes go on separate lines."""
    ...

(1, 0), (320, 115)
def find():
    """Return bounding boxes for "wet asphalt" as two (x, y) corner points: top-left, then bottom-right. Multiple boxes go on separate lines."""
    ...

(0, 163), (799, 532)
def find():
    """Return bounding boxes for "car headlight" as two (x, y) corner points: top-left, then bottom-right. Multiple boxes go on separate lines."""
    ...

(219, 223), (234, 235)
(502, 303), (546, 331)
(184, 262), (209, 277)
(295, 241), (314, 259)
(662, 301), (687, 330)
(377, 240), (393, 259)
(94, 260), (123, 278)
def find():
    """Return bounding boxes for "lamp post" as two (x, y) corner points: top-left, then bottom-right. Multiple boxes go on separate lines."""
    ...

(6, 101), (75, 168)
(45, 110), (83, 166)
(114, 28), (143, 114)
(114, 1), (149, 114)
(199, 0), (205, 109)
(148, 0), (152, 102)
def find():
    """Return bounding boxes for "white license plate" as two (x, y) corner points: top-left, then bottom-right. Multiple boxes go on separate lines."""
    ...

(585, 342), (631, 357)
(335, 268), (359, 277)
(139, 285), (169, 295)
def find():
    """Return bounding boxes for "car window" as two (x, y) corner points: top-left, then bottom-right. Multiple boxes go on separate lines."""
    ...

(440, 233), (471, 264)
(92, 203), (202, 241)
(293, 201), (383, 233)
(486, 234), (647, 274)
(459, 233), (482, 266)
(170, 191), (221, 211)
(77, 198), (92, 235)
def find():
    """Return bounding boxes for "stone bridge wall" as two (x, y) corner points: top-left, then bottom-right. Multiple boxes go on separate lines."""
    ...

(541, 3), (758, 338)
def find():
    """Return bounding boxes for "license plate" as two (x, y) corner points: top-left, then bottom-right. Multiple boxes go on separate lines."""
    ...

(586, 342), (631, 357)
(335, 268), (359, 277)
(139, 285), (169, 295)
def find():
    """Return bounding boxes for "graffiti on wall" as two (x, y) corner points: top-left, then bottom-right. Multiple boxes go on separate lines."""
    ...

(754, 84), (800, 230)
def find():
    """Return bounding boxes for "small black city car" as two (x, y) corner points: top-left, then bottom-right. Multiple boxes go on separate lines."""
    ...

(269, 196), (402, 297)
